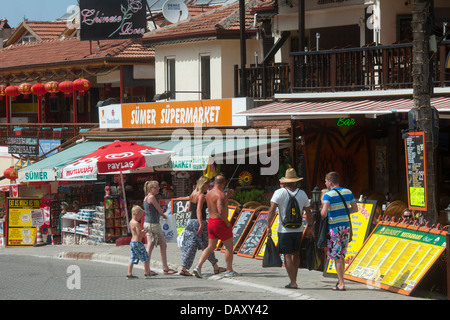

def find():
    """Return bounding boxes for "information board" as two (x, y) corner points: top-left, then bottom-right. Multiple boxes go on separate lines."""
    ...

(170, 197), (189, 234)
(404, 132), (427, 211)
(222, 208), (256, 253)
(6, 197), (41, 246)
(344, 221), (447, 295)
(255, 212), (279, 260)
(237, 211), (269, 258)
(324, 200), (377, 277)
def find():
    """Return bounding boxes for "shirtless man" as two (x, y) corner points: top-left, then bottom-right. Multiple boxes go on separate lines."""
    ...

(193, 174), (239, 278)
(126, 206), (153, 279)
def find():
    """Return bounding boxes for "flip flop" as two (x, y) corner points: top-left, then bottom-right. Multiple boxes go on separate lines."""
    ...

(164, 268), (177, 275)
(179, 269), (193, 276)
(214, 267), (227, 274)
(148, 270), (158, 276)
(332, 285), (346, 291)
(285, 284), (298, 289)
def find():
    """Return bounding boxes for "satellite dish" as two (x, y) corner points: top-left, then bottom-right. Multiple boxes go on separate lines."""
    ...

(162, 0), (189, 24)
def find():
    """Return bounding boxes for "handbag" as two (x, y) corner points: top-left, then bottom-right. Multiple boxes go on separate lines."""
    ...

(262, 236), (283, 268)
(317, 217), (329, 248)
(305, 237), (321, 271)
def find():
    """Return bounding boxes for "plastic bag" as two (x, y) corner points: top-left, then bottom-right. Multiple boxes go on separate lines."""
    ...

(305, 237), (321, 271)
(262, 236), (283, 268)
(161, 214), (177, 243)
(177, 229), (185, 248)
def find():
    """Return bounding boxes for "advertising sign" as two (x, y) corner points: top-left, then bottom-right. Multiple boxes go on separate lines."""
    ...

(324, 200), (377, 277)
(404, 132), (427, 211)
(7, 137), (39, 155)
(79, 0), (147, 40)
(6, 198), (41, 246)
(99, 98), (249, 129)
(344, 221), (447, 295)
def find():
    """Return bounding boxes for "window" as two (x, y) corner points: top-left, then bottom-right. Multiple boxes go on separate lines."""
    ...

(200, 55), (211, 99)
(166, 57), (175, 99)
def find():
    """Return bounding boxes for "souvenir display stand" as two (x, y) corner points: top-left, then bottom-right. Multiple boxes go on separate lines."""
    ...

(104, 196), (127, 242)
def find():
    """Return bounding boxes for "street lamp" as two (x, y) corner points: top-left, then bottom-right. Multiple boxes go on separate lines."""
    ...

(445, 204), (450, 300)
(311, 186), (321, 239)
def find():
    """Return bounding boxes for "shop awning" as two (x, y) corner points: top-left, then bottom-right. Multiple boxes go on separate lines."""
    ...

(18, 136), (290, 182)
(237, 96), (450, 119)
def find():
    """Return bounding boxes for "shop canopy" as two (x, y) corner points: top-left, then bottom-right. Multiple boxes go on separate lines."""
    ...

(18, 136), (289, 182)
(237, 95), (450, 120)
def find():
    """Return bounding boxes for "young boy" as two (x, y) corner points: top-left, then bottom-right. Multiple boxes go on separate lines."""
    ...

(127, 205), (152, 279)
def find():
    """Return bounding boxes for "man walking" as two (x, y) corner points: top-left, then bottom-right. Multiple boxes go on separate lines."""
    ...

(268, 168), (313, 289)
(321, 171), (358, 291)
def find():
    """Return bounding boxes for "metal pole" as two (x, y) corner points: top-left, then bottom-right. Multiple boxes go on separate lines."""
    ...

(239, 0), (247, 97)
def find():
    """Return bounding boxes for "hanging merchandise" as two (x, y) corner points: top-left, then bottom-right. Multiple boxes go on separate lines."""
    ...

(238, 171), (253, 186)
(203, 162), (217, 179)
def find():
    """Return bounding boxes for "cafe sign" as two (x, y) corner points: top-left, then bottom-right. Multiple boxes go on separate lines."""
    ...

(79, 0), (147, 40)
(7, 137), (39, 155)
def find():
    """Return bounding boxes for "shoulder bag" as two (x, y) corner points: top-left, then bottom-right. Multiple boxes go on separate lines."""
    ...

(333, 188), (353, 242)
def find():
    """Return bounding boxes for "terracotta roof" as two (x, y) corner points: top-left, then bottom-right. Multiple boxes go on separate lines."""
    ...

(24, 21), (69, 40)
(0, 37), (154, 76)
(144, 0), (270, 43)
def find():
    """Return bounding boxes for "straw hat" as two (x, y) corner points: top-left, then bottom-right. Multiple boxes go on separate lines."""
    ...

(279, 168), (303, 183)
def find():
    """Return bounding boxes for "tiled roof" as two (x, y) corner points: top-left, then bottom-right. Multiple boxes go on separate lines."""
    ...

(0, 37), (154, 73)
(144, 0), (272, 42)
(24, 21), (69, 41)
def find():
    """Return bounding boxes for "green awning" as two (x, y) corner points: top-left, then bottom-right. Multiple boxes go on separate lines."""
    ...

(18, 137), (289, 182)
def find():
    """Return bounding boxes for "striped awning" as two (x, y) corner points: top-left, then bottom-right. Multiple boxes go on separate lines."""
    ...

(237, 96), (450, 119)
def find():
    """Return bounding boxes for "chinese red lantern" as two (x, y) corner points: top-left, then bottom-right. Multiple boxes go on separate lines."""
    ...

(5, 85), (20, 101)
(73, 78), (91, 96)
(59, 80), (74, 97)
(44, 81), (59, 97)
(31, 83), (47, 100)
(0, 85), (6, 100)
(18, 83), (32, 99)
(4, 166), (18, 180)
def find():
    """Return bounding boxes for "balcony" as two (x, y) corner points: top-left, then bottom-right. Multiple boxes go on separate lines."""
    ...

(236, 40), (450, 99)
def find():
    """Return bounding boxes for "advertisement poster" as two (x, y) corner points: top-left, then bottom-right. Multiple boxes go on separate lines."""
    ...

(6, 198), (41, 246)
(404, 132), (427, 211)
(344, 222), (447, 295)
(324, 200), (377, 277)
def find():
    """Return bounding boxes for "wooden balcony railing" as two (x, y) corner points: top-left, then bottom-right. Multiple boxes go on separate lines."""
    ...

(236, 40), (450, 98)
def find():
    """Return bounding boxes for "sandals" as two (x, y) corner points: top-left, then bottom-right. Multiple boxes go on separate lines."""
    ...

(179, 269), (193, 276)
(214, 267), (227, 274)
(285, 283), (298, 289)
(164, 268), (177, 275)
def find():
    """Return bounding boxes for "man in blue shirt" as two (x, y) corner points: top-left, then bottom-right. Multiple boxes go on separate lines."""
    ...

(321, 171), (358, 291)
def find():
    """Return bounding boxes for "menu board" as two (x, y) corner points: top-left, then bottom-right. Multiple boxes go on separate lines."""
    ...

(404, 132), (427, 211)
(222, 208), (256, 253)
(344, 221), (446, 295)
(324, 200), (377, 277)
(237, 211), (269, 258)
(255, 212), (280, 259)
(6, 197), (41, 246)
(170, 197), (189, 234)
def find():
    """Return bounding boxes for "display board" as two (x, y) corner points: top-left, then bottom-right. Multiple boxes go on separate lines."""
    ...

(237, 211), (269, 258)
(255, 212), (279, 260)
(170, 197), (189, 234)
(324, 200), (377, 277)
(222, 208), (256, 253)
(344, 221), (447, 295)
(6, 197), (41, 246)
(404, 132), (427, 211)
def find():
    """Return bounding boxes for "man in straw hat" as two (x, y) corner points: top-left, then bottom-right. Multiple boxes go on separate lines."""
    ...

(268, 168), (313, 289)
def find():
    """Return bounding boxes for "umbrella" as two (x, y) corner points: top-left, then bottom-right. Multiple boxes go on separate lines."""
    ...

(61, 141), (173, 232)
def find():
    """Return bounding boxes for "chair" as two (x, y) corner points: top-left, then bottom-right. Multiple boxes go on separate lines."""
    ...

(242, 201), (262, 209)
(227, 199), (241, 208)
(254, 205), (269, 213)
(384, 200), (407, 219)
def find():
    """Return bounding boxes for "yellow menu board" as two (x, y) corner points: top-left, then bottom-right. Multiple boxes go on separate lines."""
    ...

(7, 198), (41, 246)
(324, 200), (376, 277)
(344, 221), (447, 295)
(255, 212), (280, 259)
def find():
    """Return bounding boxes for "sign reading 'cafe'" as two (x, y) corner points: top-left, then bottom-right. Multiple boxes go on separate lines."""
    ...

(79, 0), (147, 41)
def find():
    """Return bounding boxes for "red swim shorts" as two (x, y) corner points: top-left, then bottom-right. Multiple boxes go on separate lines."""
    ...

(208, 218), (232, 241)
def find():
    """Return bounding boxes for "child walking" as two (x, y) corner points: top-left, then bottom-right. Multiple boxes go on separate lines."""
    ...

(127, 205), (153, 279)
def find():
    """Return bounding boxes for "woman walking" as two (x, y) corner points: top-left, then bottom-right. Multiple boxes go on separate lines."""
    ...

(179, 176), (226, 276)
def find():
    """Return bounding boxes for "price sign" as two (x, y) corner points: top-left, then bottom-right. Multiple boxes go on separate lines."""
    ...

(404, 132), (427, 211)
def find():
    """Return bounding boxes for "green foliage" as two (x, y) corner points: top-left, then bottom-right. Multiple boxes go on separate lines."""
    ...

(232, 188), (264, 204)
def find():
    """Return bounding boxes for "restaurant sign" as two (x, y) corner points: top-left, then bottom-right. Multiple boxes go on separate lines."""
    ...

(7, 137), (39, 155)
(79, 0), (146, 40)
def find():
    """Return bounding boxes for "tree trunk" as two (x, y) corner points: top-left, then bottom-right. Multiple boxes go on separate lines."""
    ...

(412, 0), (437, 223)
